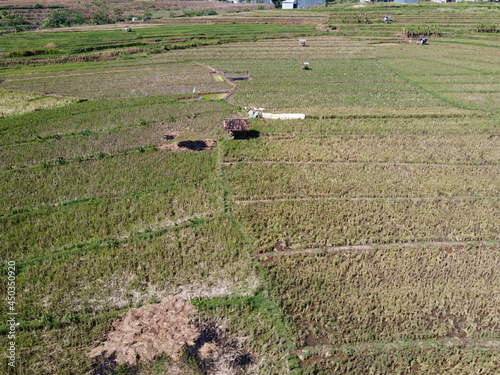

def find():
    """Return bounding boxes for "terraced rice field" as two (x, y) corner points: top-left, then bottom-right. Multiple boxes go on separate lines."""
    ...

(210, 17), (499, 374)
(0, 3), (499, 374)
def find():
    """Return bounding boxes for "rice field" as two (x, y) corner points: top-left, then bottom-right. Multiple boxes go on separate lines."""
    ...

(0, 61), (232, 99)
(265, 244), (500, 344)
(221, 135), (500, 165)
(1, 3), (499, 374)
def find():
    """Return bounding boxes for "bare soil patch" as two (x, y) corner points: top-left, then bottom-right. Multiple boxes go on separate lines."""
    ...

(89, 297), (198, 365)
(316, 24), (337, 32)
(89, 297), (253, 374)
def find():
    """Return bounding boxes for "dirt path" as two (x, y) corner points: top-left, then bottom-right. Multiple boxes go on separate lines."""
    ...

(255, 240), (500, 261)
(296, 336), (500, 362)
(195, 62), (242, 105)
(233, 195), (500, 205)
(221, 160), (500, 168)
(195, 62), (237, 88)
(117, 210), (223, 240)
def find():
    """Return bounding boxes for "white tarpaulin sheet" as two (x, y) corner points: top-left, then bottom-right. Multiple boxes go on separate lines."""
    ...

(262, 113), (305, 120)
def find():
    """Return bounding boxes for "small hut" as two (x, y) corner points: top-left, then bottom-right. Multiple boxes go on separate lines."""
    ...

(224, 118), (249, 139)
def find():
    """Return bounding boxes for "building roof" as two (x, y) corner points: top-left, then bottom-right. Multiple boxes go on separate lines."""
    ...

(224, 118), (249, 132)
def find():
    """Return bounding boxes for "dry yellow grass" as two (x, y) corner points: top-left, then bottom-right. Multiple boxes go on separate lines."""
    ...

(0, 89), (79, 117)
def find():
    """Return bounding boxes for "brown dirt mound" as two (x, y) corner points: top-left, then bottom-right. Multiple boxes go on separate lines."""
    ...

(89, 297), (199, 365)
(316, 24), (336, 32)
(161, 139), (217, 152)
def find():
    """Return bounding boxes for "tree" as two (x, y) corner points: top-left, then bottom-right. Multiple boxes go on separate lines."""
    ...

(92, 9), (113, 25)
(114, 8), (124, 22)
(41, 9), (87, 29)
(0, 12), (32, 31)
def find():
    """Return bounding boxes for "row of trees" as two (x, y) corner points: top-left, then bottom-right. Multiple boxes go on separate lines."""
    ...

(41, 8), (153, 29)
(0, 5), (153, 31)
(1, 1), (288, 31)
(41, 9), (87, 28)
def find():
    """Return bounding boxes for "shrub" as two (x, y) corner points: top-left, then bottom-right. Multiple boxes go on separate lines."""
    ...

(7, 49), (59, 58)
(92, 9), (113, 25)
(181, 9), (218, 18)
(55, 156), (67, 165)
(403, 25), (443, 38)
(477, 24), (497, 33)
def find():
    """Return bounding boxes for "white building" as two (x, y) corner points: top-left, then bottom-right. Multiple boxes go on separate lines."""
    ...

(228, 0), (273, 3)
(282, 0), (326, 9)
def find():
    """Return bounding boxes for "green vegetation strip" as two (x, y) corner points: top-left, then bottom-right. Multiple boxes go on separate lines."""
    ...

(0, 94), (178, 139)
(0, 24), (320, 55)
(1, 211), (222, 275)
(0, 307), (128, 335)
(0, 89), (81, 118)
(0, 143), (158, 173)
